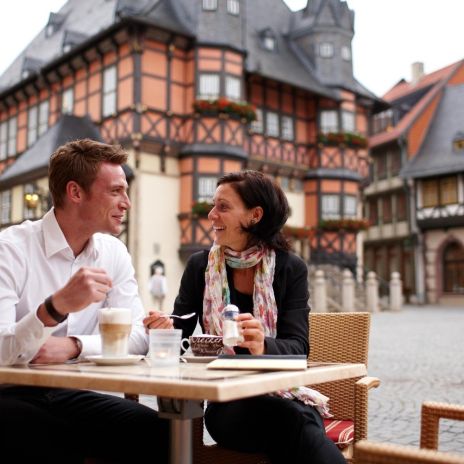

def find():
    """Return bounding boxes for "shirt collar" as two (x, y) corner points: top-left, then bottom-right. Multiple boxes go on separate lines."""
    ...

(42, 208), (99, 260)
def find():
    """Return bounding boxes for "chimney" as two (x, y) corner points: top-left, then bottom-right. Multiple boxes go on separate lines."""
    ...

(411, 62), (424, 85)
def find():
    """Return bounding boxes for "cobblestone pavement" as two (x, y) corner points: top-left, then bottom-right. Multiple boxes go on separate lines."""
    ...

(367, 305), (464, 452)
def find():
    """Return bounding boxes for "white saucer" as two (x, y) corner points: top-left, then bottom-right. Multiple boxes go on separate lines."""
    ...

(85, 355), (144, 366)
(181, 355), (218, 363)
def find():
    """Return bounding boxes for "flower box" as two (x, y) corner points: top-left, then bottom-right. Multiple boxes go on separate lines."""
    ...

(193, 98), (257, 123)
(191, 201), (213, 216)
(317, 132), (368, 149)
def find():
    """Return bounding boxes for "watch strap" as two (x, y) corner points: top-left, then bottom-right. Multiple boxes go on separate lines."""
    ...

(44, 295), (68, 323)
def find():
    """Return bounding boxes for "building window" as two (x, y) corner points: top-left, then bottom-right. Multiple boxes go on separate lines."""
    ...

(344, 195), (357, 218)
(263, 35), (276, 51)
(198, 73), (220, 99)
(319, 42), (334, 58)
(198, 176), (217, 202)
(342, 111), (355, 133)
(396, 192), (407, 221)
(321, 194), (340, 219)
(368, 198), (378, 225)
(27, 106), (38, 147)
(266, 111), (279, 137)
(103, 65), (117, 117)
(62, 87), (74, 115)
(38, 100), (49, 136)
(375, 154), (387, 180)
(225, 75), (241, 100)
(251, 108), (263, 133)
(320, 110), (338, 133)
(443, 242), (464, 293)
(7, 117), (17, 157)
(341, 45), (351, 61)
(281, 116), (294, 140)
(0, 190), (11, 225)
(289, 177), (303, 193)
(202, 0), (217, 10)
(0, 121), (7, 160)
(422, 176), (458, 207)
(227, 0), (240, 15)
(382, 196), (392, 223)
(390, 151), (401, 176)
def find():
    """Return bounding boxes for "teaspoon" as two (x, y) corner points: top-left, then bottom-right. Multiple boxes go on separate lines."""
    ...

(159, 312), (196, 320)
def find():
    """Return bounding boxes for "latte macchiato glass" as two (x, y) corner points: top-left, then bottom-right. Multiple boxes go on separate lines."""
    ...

(98, 307), (132, 357)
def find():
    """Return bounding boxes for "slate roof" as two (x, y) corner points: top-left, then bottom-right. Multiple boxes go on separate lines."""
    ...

(0, 0), (378, 102)
(0, 115), (102, 188)
(400, 84), (464, 179)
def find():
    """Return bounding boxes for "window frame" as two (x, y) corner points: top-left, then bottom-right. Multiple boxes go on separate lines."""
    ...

(319, 42), (334, 58)
(320, 110), (338, 133)
(251, 108), (263, 133)
(7, 116), (17, 157)
(0, 190), (11, 225)
(341, 110), (355, 133)
(102, 64), (117, 117)
(0, 120), (7, 160)
(343, 195), (357, 219)
(281, 115), (294, 140)
(61, 87), (74, 115)
(225, 75), (241, 101)
(321, 194), (341, 220)
(265, 111), (279, 137)
(227, 0), (240, 15)
(197, 176), (218, 203)
(198, 73), (220, 100)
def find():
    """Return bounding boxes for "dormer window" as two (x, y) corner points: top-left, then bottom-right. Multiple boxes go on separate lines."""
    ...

(227, 0), (240, 15)
(202, 0), (217, 11)
(341, 45), (351, 61)
(319, 42), (334, 58)
(46, 24), (55, 38)
(45, 12), (65, 38)
(260, 29), (277, 52)
(453, 132), (464, 152)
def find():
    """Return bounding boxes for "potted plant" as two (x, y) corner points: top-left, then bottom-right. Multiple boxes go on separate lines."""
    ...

(191, 201), (213, 217)
(193, 98), (257, 123)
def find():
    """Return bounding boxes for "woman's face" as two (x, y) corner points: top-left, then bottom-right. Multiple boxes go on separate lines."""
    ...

(208, 183), (255, 251)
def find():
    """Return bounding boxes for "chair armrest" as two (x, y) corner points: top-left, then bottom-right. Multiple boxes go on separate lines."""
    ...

(355, 439), (464, 464)
(354, 376), (381, 442)
(420, 401), (464, 450)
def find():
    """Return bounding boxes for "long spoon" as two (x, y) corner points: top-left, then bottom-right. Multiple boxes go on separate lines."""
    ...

(159, 312), (196, 320)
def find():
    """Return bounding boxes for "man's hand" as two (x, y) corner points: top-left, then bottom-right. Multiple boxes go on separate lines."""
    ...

(30, 336), (79, 364)
(52, 267), (113, 314)
(143, 311), (174, 331)
(236, 313), (265, 355)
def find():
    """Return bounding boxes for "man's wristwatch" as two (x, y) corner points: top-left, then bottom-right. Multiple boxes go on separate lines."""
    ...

(71, 337), (83, 359)
(44, 295), (68, 323)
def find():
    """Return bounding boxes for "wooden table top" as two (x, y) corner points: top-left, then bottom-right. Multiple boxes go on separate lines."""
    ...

(0, 360), (367, 402)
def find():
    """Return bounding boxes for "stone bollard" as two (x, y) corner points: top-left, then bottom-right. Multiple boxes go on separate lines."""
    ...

(366, 271), (379, 312)
(342, 269), (355, 312)
(313, 269), (327, 313)
(390, 271), (402, 311)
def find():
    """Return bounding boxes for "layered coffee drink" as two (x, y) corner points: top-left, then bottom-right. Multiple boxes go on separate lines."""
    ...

(99, 307), (132, 357)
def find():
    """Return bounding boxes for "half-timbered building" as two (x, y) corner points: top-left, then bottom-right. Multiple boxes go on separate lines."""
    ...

(0, 0), (380, 307)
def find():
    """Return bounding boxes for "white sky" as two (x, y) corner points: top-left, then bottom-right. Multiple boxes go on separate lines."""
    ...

(0, 0), (463, 97)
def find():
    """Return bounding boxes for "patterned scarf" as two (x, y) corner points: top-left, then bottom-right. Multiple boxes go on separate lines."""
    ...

(202, 243), (332, 418)
(203, 244), (277, 336)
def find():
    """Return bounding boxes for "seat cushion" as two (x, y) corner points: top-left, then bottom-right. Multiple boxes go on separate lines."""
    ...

(323, 419), (354, 449)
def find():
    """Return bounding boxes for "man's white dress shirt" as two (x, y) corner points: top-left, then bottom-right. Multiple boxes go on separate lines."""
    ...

(0, 208), (148, 366)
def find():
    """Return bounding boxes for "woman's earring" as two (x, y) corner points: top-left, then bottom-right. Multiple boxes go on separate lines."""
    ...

(250, 219), (256, 225)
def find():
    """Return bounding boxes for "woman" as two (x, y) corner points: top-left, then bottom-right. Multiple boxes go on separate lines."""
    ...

(144, 170), (345, 464)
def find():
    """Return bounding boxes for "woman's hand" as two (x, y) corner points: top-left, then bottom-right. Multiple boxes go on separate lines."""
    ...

(143, 310), (174, 332)
(236, 313), (265, 355)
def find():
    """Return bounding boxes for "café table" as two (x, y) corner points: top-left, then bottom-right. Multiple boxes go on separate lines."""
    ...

(0, 359), (366, 464)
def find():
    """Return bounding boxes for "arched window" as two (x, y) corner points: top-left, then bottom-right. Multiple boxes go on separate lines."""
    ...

(443, 242), (464, 293)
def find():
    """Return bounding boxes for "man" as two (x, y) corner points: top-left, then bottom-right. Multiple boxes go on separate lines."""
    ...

(0, 139), (168, 463)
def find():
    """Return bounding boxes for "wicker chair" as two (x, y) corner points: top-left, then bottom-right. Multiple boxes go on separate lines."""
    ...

(193, 312), (381, 464)
(354, 402), (464, 464)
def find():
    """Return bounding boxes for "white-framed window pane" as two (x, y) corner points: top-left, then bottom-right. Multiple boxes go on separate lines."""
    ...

(322, 194), (340, 219)
(263, 35), (276, 51)
(198, 74), (220, 99)
(27, 106), (38, 147)
(342, 111), (355, 133)
(320, 110), (338, 133)
(0, 190), (11, 224)
(225, 75), (241, 100)
(198, 176), (217, 202)
(103, 65), (117, 93)
(0, 122), (7, 160)
(103, 93), (116, 117)
(319, 42), (334, 58)
(227, 0), (240, 15)
(251, 108), (263, 133)
(202, 0), (217, 10)
(341, 45), (351, 61)
(102, 65), (117, 117)
(7, 117), (17, 156)
(38, 100), (49, 136)
(344, 196), (357, 218)
(266, 111), (279, 137)
(281, 115), (294, 140)
(62, 88), (74, 114)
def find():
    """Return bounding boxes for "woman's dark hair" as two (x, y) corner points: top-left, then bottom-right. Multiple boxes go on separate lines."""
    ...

(217, 170), (290, 251)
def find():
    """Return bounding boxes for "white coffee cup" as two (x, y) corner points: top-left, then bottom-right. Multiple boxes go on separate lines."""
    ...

(147, 329), (182, 367)
(98, 307), (132, 358)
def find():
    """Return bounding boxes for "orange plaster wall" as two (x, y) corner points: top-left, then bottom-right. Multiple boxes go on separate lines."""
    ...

(74, 100), (86, 117)
(224, 62), (242, 75)
(250, 83), (263, 106)
(197, 158), (220, 172)
(408, 93), (440, 158)
(142, 76), (166, 110)
(282, 92), (293, 113)
(296, 120), (308, 144)
(88, 74), (101, 94)
(75, 68), (86, 80)
(321, 179), (342, 192)
(142, 50), (167, 77)
(266, 88), (279, 110)
(198, 60), (222, 72)
(103, 51), (117, 66)
(170, 84), (186, 114)
(118, 56), (133, 79)
(89, 61), (101, 74)
(171, 57), (185, 82)
(180, 174), (193, 212)
(63, 75), (73, 87)
(224, 159), (242, 173)
(198, 48), (222, 59)
(180, 157), (193, 173)
(305, 193), (319, 227)
(295, 97), (307, 118)
(343, 181), (358, 195)
(75, 80), (86, 100)
(88, 94), (101, 121)
(224, 51), (242, 64)
(356, 111), (367, 135)
(118, 78), (133, 110)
